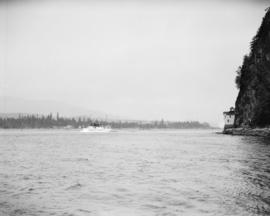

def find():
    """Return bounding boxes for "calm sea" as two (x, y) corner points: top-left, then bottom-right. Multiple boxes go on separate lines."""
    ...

(0, 129), (270, 216)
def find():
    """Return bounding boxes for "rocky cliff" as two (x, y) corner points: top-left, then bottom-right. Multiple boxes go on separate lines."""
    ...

(235, 8), (270, 128)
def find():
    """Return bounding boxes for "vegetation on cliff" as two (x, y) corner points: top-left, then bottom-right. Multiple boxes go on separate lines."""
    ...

(235, 7), (270, 127)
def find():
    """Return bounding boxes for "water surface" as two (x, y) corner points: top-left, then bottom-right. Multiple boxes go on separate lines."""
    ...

(0, 129), (270, 216)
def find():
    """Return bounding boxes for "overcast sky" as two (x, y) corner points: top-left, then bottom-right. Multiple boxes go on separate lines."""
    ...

(0, 0), (268, 125)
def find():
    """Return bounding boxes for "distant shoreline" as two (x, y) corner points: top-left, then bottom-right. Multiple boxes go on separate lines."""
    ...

(0, 114), (212, 130)
(0, 127), (216, 131)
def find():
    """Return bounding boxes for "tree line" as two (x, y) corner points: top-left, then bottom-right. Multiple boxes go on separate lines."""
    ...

(234, 8), (270, 127)
(0, 113), (211, 129)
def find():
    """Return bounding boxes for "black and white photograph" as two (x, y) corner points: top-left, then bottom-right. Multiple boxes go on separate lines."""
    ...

(0, 0), (270, 215)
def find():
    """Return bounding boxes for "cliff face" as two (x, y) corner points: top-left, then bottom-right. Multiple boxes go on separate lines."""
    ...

(235, 8), (270, 128)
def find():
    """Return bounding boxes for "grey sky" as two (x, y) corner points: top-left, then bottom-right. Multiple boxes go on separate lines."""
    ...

(0, 0), (268, 125)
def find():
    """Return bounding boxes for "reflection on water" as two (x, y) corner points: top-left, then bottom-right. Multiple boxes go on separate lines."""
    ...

(0, 129), (269, 216)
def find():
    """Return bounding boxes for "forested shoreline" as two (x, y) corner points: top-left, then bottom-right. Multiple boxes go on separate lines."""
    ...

(0, 114), (211, 129)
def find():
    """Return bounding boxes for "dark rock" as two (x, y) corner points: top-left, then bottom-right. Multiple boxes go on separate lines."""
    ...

(235, 8), (270, 128)
(223, 128), (270, 137)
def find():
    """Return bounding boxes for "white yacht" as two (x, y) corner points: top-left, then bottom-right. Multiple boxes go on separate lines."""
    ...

(80, 126), (112, 133)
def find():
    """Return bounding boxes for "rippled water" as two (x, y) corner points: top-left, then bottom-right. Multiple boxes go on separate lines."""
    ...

(0, 129), (270, 216)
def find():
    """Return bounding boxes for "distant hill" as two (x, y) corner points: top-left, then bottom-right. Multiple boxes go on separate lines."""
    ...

(0, 113), (29, 118)
(0, 96), (117, 120)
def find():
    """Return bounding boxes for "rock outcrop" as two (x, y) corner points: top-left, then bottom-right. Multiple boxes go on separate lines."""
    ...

(223, 127), (270, 137)
(235, 8), (270, 128)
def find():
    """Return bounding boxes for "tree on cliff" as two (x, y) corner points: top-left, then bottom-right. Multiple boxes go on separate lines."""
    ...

(235, 8), (270, 127)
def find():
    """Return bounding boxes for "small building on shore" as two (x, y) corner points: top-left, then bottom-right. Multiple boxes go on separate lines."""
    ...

(223, 107), (235, 129)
